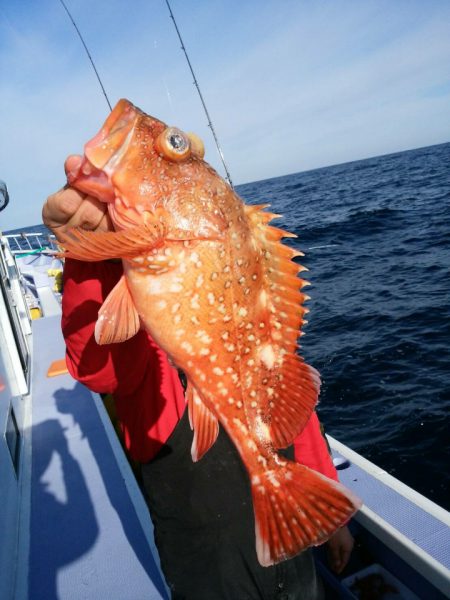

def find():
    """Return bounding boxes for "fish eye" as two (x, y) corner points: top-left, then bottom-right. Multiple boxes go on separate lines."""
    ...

(155, 127), (192, 162)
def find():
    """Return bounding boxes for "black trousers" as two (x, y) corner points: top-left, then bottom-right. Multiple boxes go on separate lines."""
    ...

(142, 410), (324, 600)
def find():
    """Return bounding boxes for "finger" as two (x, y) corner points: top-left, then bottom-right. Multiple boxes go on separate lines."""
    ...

(64, 195), (110, 232)
(43, 187), (87, 231)
(327, 544), (341, 573)
(338, 546), (352, 573)
(65, 154), (84, 183)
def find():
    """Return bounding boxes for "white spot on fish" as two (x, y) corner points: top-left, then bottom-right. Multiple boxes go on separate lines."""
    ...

(267, 471), (280, 487)
(207, 292), (215, 305)
(170, 283), (183, 293)
(157, 300), (167, 310)
(255, 416), (270, 442)
(190, 294), (200, 309)
(259, 290), (267, 306)
(196, 274), (204, 288)
(171, 302), (181, 313)
(259, 344), (276, 369)
(181, 341), (193, 353)
(238, 307), (247, 317)
(199, 347), (210, 356)
(213, 367), (224, 376)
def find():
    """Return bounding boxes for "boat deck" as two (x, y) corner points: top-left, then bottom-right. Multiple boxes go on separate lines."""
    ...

(25, 315), (168, 599)
(327, 439), (450, 599)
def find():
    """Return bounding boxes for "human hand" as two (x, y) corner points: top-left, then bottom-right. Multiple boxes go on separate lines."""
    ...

(42, 156), (113, 241)
(326, 526), (354, 574)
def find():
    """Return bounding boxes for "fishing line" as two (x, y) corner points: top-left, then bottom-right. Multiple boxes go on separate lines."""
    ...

(57, 0), (112, 112)
(164, 0), (234, 187)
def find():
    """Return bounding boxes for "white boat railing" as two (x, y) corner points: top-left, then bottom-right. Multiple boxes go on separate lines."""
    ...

(5, 232), (58, 254)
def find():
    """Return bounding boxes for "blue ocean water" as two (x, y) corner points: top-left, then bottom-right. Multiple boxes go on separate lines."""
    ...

(238, 142), (450, 510)
(7, 142), (450, 509)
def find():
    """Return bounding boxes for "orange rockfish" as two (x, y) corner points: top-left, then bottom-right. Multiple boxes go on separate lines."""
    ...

(60, 99), (361, 566)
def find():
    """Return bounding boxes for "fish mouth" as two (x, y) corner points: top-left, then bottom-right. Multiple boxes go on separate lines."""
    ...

(85, 99), (138, 171)
(66, 99), (138, 203)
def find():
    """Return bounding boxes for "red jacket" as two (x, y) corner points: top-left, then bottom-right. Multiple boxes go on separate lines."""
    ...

(61, 259), (338, 481)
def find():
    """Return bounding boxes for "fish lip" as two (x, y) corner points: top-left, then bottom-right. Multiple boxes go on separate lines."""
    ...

(84, 99), (138, 172)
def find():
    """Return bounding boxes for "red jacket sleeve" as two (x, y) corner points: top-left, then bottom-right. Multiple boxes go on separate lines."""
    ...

(61, 259), (186, 463)
(293, 411), (339, 481)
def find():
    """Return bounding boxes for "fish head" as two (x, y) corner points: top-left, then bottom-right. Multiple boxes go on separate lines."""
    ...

(65, 99), (219, 230)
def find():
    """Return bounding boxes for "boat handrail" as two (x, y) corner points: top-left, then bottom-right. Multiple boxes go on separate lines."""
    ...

(5, 232), (57, 253)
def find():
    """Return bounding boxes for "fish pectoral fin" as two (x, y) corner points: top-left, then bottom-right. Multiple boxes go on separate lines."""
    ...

(57, 220), (165, 262)
(186, 383), (219, 461)
(95, 274), (140, 344)
(251, 462), (361, 566)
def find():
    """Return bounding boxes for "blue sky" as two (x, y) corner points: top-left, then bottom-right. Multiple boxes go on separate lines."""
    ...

(1, 0), (449, 230)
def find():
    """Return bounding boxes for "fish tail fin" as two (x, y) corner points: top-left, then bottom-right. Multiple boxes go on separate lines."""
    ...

(251, 461), (361, 566)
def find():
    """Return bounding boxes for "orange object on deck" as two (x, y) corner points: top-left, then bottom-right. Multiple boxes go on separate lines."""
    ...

(46, 358), (69, 377)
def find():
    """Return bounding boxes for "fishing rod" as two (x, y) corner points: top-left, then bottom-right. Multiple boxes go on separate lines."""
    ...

(164, 0), (234, 188)
(58, 0), (233, 186)
(58, 0), (112, 112)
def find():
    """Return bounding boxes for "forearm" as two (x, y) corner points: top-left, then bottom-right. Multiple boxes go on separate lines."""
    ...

(62, 259), (150, 395)
(293, 411), (339, 481)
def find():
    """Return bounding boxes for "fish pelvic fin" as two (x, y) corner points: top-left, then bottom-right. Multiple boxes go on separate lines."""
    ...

(57, 220), (165, 262)
(95, 274), (140, 345)
(251, 462), (361, 567)
(187, 383), (219, 462)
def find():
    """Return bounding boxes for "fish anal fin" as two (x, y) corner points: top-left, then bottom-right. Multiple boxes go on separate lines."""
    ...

(94, 274), (140, 344)
(187, 383), (219, 461)
(57, 220), (165, 262)
(252, 462), (362, 566)
(269, 358), (321, 448)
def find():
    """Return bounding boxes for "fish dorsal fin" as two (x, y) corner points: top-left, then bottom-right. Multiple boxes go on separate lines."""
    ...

(58, 220), (165, 262)
(245, 204), (320, 448)
(95, 274), (140, 344)
(186, 383), (219, 461)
